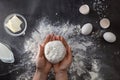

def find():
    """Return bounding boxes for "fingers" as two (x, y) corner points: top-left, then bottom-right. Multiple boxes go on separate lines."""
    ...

(60, 36), (69, 48)
(40, 34), (54, 58)
(53, 36), (56, 40)
(67, 46), (72, 63)
(42, 34), (51, 46)
(42, 34), (54, 47)
(39, 45), (44, 57)
(53, 35), (68, 49)
(39, 56), (45, 62)
(50, 34), (54, 41)
(55, 35), (61, 40)
(53, 35), (71, 62)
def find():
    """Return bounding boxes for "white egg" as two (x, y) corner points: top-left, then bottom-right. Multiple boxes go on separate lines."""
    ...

(81, 23), (93, 35)
(0, 43), (14, 63)
(79, 4), (90, 15)
(103, 32), (116, 43)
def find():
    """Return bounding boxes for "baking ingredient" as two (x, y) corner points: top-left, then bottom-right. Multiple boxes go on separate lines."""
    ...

(103, 32), (116, 43)
(18, 18), (103, 80)
(44, 41), (66, 64)
(81, 23), (93, 35)
(5, 15), (23, 33)
(0, 43), (14, 63)
(100, 18), (110, 29)
(79, 4), (90, 15)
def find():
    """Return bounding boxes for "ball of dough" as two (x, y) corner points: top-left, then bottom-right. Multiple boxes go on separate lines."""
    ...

(44, 41), (66, 64)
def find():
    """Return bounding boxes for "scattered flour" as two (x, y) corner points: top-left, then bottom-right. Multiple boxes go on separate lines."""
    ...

(0, 0), (111, 79)
(16, 18), (103, 80)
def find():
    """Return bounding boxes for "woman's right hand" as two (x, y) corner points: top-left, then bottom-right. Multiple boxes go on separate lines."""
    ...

(53, 35), (72, 74)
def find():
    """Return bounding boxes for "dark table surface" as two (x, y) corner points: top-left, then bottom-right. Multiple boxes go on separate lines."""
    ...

(0, 0), (120, 80)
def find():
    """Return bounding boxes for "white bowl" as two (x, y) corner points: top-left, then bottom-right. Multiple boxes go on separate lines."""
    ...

(4, 13), (27, 36)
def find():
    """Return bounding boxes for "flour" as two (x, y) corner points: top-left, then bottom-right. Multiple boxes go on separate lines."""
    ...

(15, 18), (104, 80)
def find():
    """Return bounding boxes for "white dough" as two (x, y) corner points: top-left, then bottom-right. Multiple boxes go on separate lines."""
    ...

(0, 43), (14, 63)
(79, 4), (90, 15)
(81, 23), (93, 35)
(103, 32), (116, 43)
(44, 41), (66, 64)
(100, 18), (110, 29)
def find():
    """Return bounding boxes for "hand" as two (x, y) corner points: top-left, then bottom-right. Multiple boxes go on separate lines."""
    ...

(52, 35), (72, 74)
(33, 34), (54, 80)
(36, 34), (54, 74)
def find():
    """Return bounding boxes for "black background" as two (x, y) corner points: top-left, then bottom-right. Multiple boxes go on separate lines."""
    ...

(0, 0), (120, 80)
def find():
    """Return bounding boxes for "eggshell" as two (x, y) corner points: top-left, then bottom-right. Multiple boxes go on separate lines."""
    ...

(79, 4), (90, 15)
(103, 32), (116, 43)
(81, 23), (93, 35)
(100, 18), (110, 29)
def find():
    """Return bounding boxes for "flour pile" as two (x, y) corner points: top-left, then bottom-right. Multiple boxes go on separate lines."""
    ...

(15, 18), (103, 80)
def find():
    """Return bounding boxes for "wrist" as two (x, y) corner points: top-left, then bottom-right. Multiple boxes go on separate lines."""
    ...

(35, 70), (48, 80)
(55, 71), (68, 80)
(55, 70), (67, 74)
(36, 68), (49, 75)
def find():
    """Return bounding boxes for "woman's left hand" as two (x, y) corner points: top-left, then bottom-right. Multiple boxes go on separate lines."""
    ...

(36, 34), (54, 74)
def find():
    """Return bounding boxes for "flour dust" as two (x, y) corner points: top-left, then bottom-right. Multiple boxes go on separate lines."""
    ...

(15, 18), (103, 80)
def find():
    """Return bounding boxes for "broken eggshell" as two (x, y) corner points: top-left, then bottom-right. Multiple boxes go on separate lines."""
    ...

(100, 18), (110, 29)
(103, 32), (116, 43)
(79, 4), (90, 15)
(81, 23), (93, 35)
(0, 43), (15, 63)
